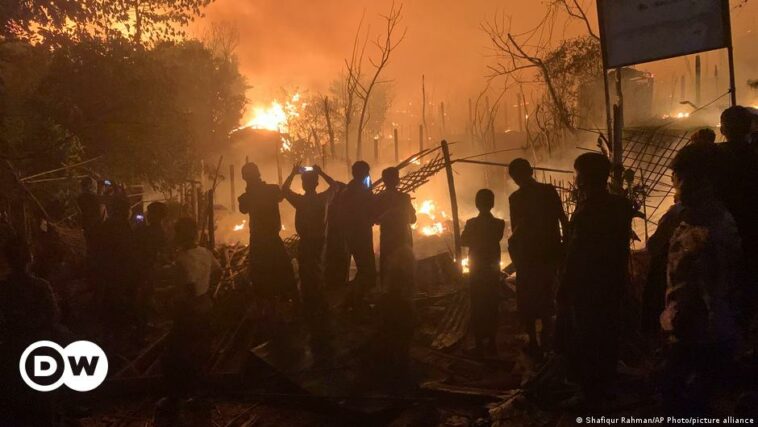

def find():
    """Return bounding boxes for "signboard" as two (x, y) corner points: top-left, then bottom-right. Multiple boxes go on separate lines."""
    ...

(597, 0), (731, 69)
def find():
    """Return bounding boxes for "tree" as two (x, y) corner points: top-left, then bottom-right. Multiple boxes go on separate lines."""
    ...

(347, 2), (405, 161)
(483, 1), (603, 156)
(340, 3), (405, 165)
(93, 0), (214, 45)
(31, 36), (244, 190)
(1, 0), (91, 41)
(1, 0), (214, 46)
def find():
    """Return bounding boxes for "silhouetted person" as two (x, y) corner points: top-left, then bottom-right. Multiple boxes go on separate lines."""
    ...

(689, 128), (716, 145)
(330, 161), (376, 312)
(135, 201), (169, 340)
(324, 180), (349, 290)
(641, 200), (683, 336)
(77, 176), (105, 255)
(374, 167), (416, 285)
(716, 106), (758, 327)
(660, 143), (740, 416)
(507, 158), (568, 357)
(461, 189), (505, 357)
(238, 163), (296, 309)
(0, 236), (58, 425)
(372, 246), (416, 384)
(161, 218), (220, 401)
(282, 164), (337, 321)
(98, 197), (139, 343)
(557, 153), (634, 404)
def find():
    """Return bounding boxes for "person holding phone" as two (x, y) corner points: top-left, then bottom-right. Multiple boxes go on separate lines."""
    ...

(329, 161), (377, 314)
(239, 162), (296, 316)
(282, 163), (337, 323)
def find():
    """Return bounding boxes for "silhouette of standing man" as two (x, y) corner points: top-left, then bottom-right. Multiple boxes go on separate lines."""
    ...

(239, 163), (296, 308)
(507, 158), (568, 357)
(374, 167), (416, 285)
(331, 161), (376, 312)
(461, 189), (505, 357)
(557, 153), (635, 405)
(282, 163), (337, 318)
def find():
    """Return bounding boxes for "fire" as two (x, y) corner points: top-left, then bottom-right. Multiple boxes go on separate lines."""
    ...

(233, 220), (247, 231)
(418, 199), (437, 219)
(421, 222), (444, 236)
(415, 199), (446, 236)
(238, 92), (302, 133)
(461, 257), (469, 274)
(663, 111), (690, 120)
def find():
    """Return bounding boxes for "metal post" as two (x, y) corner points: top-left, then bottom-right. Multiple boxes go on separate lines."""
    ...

(441, 140), (462, 275)
(613, 67), (624, 190)
(723, 0), (737, 106)
(229, 164), (236, 212)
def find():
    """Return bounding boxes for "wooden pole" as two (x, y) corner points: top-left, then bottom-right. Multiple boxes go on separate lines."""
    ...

(441, 140), (462, 276)
(418, 124), (424, 153)
(695, 55), (702, 106)
(393, 128), (399, 163)
(229, 164), (236, 212)
(373, 136), (379, 163)
(602, 69), (613, 147)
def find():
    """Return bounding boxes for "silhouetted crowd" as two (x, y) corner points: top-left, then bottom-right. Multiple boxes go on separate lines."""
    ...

(2, 105), (758, 422)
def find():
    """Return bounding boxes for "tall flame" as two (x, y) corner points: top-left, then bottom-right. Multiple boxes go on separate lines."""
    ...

(239, 92), (302, 134)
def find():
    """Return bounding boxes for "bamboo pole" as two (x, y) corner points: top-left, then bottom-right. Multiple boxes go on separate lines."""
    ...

(418, 124), (424, 153)
(441, 140), (462, 276)
(393, 128), (399, 163)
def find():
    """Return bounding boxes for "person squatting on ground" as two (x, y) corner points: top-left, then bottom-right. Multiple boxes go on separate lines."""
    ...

(557, 152), (635, 404)
(507, 158), (568, 358)
(461, 189), (505, 357)
(238, 162), (296, 315)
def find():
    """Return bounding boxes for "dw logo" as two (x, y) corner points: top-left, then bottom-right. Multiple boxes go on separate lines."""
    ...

(19, 340), (108, 392)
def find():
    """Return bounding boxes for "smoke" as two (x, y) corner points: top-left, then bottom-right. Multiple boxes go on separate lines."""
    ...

(193, 0), (555, 108)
